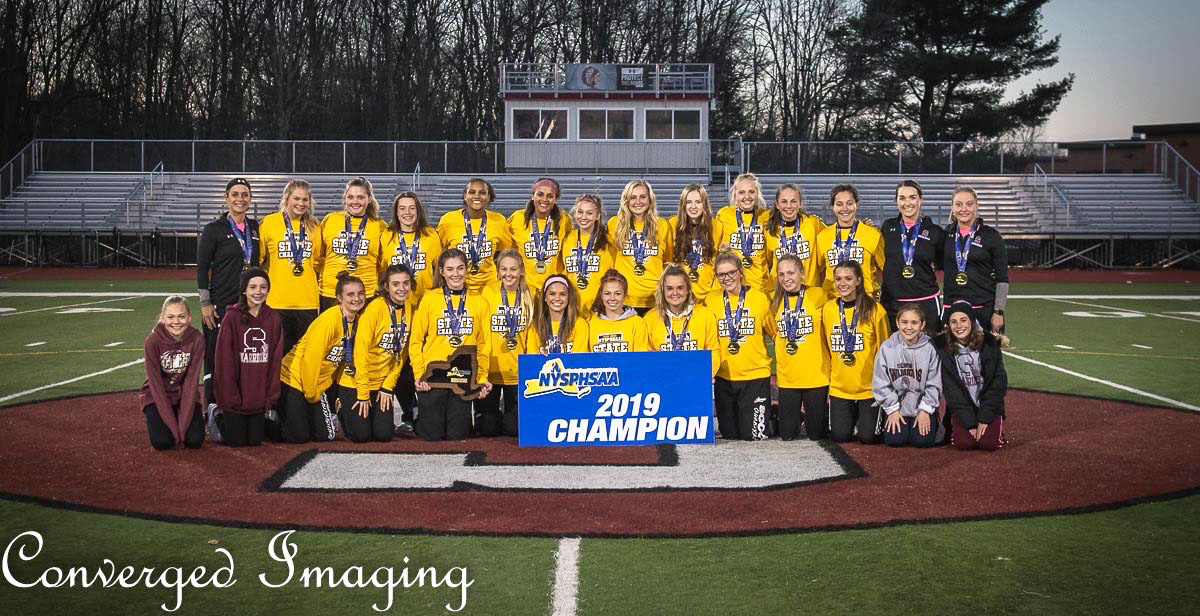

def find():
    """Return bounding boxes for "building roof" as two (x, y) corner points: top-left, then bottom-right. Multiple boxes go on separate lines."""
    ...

(1059, 139), (1149, 150)
(1132, 122), (1200, 134)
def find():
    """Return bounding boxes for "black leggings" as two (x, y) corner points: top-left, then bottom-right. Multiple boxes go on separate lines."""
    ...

(337, 387), (395, 443)
(777, 386), (829, 440)
(415, 388), (473, 441)
(829, 396), (881, 444)
(714, 377), (771, 441)
(201, 304), (226, 403)
(273, 383), (337, 443)
(218, 411), (265, 447)
(475, 384), (519, 437)
(143, 404), (204, 450)
(395, 362), (416, 424)
(277, 309), (318, 359)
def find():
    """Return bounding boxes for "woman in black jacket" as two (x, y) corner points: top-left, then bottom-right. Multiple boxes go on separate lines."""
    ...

(934, 301), (1008, 451)
(942, 186), (1008, 334)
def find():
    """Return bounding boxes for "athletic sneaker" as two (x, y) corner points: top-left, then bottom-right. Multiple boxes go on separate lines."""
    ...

(206, 403), (225, 443)
(394, 421), (414, 434)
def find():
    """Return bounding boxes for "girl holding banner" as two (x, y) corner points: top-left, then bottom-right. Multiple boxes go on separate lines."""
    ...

(318, 177), (385, 311)
(704, 251), (773, 441)
(608, 180), (673, 313)
(528, 275), (590, 354)
(669, 183), (720, 303)
(765, 183), (825, 294)
(645, 264), (721, 377)
(437, 178), (513, 293)
(822, 261), (890, 444)
(587, 269), (650, 352)
(258, 179), (321, 357)
(714, 173), (772, 295)
(767, 254), (830, 441)
(477, 250), (535, 437)
(509, 177), (573, 292)
(562, 194), (614, 311)
(814, 184), (885, 299)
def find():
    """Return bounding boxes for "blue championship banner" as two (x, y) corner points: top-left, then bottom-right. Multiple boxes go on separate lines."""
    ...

(517, 350), (715, 447)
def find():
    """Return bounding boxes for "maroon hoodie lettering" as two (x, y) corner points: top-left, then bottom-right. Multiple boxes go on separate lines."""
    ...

(139, 323), (205, 444)
(214, 303), (284, 414)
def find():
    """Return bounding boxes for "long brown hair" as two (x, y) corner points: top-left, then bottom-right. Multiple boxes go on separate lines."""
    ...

(590, 268), (629, 317)
(769, 254), (806, 315)
(672, 183), (715, 264)
(767, 183), (807, 236)
(831, 261), (876, 321)
(521, 177), (564, 229)
(571, 194), (610, 252)
(389, 191), (432, 236)
(432, 248), (469, 289)
(236, 267), (270, 322)
(533, 277), (580, 345)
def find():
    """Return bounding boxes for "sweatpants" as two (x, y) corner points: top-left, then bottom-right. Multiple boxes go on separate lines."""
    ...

(475, 384), (519, 437)
(885, 296), (943, 335)
(777, 386), (829, 440)
(144, 403), (204, 450)
(337, 387), (395, 443)
(882, 412), (938, 448)
(951, 415), (1004, 451)
(714, 377), (771, 441)
(218, 411), (265, 447)
(414, 388), (473, 441)
(829, 396), (881, 444)
(274, 383), (337, 443)
(277, 308), (318, 359)
(201, 304), (227, 403)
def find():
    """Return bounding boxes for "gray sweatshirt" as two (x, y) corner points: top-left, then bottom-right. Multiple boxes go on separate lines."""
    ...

(872, 331), (942, 417)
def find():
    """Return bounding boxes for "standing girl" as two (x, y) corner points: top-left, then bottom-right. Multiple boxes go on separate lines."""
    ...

(942, 186), (1009, 334)
(409, 249), (493, 441)
(645, 265), (721, 378)
(140, 296), (205, 450)
(588, 269), (650, 352)
(880, 180), (945, 333)
(341, 265), (414, 443)
(436, 178), (513, 293)
(318, 177), (386, 310)
(768, 254), (830, 441)
(258, 179), (321, 357)
(822, 261), (891, 444)
(213, 267), (284, 447)
(608, 180), (673, 312)
(872, 304), (942, 448)
(276, 273), (367, 443)
(814, 184), (886, 299)
(704, 252), (773, 440)
(528, 275), (590, 354)
(935, 301), (1008, 451)
(669, 184), (720, 303)
(562, 194), (614, 311)
(765, 183), (825, 292)
(509, 177), (572, 292)
(714, 173), (772, 294)
(478, 250), (534, 437)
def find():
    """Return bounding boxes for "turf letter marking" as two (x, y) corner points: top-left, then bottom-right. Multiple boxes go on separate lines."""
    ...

(1004, 351), (1200, 412)
(550, 538), (580, 616)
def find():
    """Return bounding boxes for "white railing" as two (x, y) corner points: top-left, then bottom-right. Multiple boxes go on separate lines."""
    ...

(1157, 142), (1199, 204)
(1026, 163), (1080, 230)
(500, 63), (714, 95)
(1, 141), (38, 198)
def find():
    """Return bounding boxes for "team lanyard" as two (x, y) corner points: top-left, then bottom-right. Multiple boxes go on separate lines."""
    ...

(736, 208), (758, 264)
(782, 291), (802, 344)
(443, 288), (467, 340)
(341, 315), (359, 374)
(723, 286), (748, 345)
(955, 221), (980, 278)
(833, 220), (858, 264)
(395, 231), (421, 269)
(780, 218), (800, 254)
(285, 217), (306, 268)
(228, 216), (253, 267)
(343, 214), (367, 262)
(502, 287), (522, 343)
(900, 218), (923, 270)
(688, 237), (704, 272)
(664, 307), (692, 351)
(531, 215), (554, 264)
(387, 302), (407, 357)
(630, 227), (647, 269)
(838, 299), (860, 356)
(546, 311), (569, 354)
(462, 210), (487, 270)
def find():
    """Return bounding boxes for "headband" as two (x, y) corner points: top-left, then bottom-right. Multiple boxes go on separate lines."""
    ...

(533, 179), (559, 194)
(225, 177), (251, 192)
(542, 275), (570, 294)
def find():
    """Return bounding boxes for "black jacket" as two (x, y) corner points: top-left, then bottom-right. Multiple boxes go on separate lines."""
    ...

(933, 331), (1007, 428)
(942, 217), (1008, 307)
(197, 212), (260, 307)
(880, 215), (945, 303)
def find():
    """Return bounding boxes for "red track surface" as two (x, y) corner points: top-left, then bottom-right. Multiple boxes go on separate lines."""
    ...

(1, 390), (1197, 537)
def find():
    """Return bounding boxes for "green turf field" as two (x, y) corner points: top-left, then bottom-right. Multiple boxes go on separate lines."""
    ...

(1, 275), (1198, 614)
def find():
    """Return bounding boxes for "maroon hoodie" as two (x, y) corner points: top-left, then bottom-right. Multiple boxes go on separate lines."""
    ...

(214, 303), (283, 414)
(139, 322), (205, 444)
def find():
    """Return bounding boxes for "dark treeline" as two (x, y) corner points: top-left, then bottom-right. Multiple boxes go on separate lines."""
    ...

(0, 0), (1071, 162)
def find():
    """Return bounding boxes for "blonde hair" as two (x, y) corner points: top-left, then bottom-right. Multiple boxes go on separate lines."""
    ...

(343, 176), (381, 220)
(570, 194), (610, 251)
(614, 179), (660, 250)
(653, 265), (696, 316)
(278, 179), (319, 232)
(155, 295), (191, 332)
(729, 173), (767, 210)
(769, 253), (807, 314)
(493, 249), (536, 320)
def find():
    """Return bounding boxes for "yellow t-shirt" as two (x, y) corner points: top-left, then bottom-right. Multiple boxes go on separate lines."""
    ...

(607, 216), (674, 308)
(766, 287), (830, 389)
(666, 215), (719, 304)
(714, 206), (772, 294)
(644, 304), (721, 377)
(703, 286), (773, 381)
(380, 227), (443, 305)
(764, 214), (826, 292)
(338, 296), (414, 399)
(408, 287), (492, 384)
(526, 318), (591, 354)
(436, 209), (513, 293)
(508, 209), (573, 292)
(481, 286), (532, 385)
(587, 312), (650, 352)
(317, 212), (387, 298)
(822, 298), (890, 400)
(258, 212), (322, 310)
(561, 229), (616, 312)
(814, 221), (886, 297)
(279, 306), (348, 402)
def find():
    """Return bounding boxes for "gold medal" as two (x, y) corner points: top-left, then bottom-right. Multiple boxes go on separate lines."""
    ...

(840, 352), (856, 366)
(576, 276), (588, 290)
(901, 265), (915, 279)
(634, 263), (646, 276)
(785, 340), (798, 355)
(741, 255), (753, 268)
(448, 334), (463, 348)
(346, 259), (358, 272)
(955, 272), (968, 286)
(292, 264), (303, 277)
(343, 365), (356, 377)
(535, 260), (546, 274)
(688, 269), (699, 282)
(506, 337), (517, 350)
(470, 262), (480, 275)
(727, 340), (740, 355)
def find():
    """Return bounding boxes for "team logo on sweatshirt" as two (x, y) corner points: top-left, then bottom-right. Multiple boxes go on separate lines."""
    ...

(564, 252), (601, 275)
(591, 333), (631, 353)
(886, 364), (925, 383)
(490, 309), (528, 333)
(656, 332), (698, 351)
(455, 238), (495, 260)
(828, 326), (864, 353)
(379, 329), (409, 353)
(716, 316), (756, 339)
(775, 311), (814, 342)
(523, 237), (561, 259)
(620, 241), (659, 257)
(724, 229), (765, 253)
(825, 245), (864, 266)
(324, 345), (345, 363)
(774, 240), (810, 261)
(389, 250), (427, 272)
(331, 235), (370, 256)
(159, 350), (191, 374)
(276, 241), (313, 260)
(436, 313), (475, 337)
(241, 328), (270, 363)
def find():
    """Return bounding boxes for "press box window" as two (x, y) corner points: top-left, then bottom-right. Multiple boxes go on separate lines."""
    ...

(513, 109), (568, 140)
(645, 109), (701, 140)
(580, 109), (634, 140)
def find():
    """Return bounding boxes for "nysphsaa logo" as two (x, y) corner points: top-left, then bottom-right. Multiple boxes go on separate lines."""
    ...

(523, 358), (619, 399)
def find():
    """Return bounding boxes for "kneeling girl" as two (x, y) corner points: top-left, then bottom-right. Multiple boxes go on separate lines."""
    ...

(140, 296), (206, 450)
(872, 303), (942, 448)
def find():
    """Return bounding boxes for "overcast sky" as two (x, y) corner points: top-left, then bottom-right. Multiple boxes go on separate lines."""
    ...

(1006, 0), (1199, 142)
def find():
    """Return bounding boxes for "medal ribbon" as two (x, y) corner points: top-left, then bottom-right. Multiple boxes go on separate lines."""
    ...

(228, 216), (253, 266)
(833, 220), (858, 264)
(547, 310), (569, 354)
(666, 312), (691, 351)
(286, 218), (306, 267)
(502, 287), (522, 342)
(630, 227), (647, 268)
(396, 231), (421, 269)
(573, 230), (595, 275)
(736, 209), (757, 261)
(901, 218), (922, 268)
(838, 298), (860, 356)
(781, 218), (799, 254)
(782, 292), (800, 343)
(688, 238), (703, 272)
(723, 286), (748, 345)
(341, 315), (359, 368)
(343, 214), (367, 262)
(462, 210), (488, 269)
(532, 215), (554, 263)
(388, 302), (407, 356)
(954, 221), (979, 277)
(443, 288), (467, 340)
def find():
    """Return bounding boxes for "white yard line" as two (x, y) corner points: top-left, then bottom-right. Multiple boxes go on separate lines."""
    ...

(0, 358), (145, 405)
(24, 342), (46, 347)
(1004, 351), (1200, 412)
(1132, 344), (1153, 349)
(550, 538), (581, 616)
(1008, 295), (1200, 300)
(0, 296), (141, 317)
(104, 342), (124, 347)
(1053, 344), (1074, 350)
(1040, 298), (1200, 324)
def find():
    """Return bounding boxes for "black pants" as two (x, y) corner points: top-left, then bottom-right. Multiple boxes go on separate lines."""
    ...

(714, 377), (771, 441)
(885, 296), (943, 336)
(777, 386), (829, 441)
(319, 295), (338, 312)
(414, 388), (473, 441)
(395, 362), (416, 424)
(201, 304), (227, 403)
(882, 412), (938, 448)
(274, 383), (337, 443)
(144, 403), (204, 450)
(218, 411), (265, 447)
(277, 309), (318, 359)
(476, 384), (519, 436)
(337, 386), (395, 443)
(829, 396), (881, 444)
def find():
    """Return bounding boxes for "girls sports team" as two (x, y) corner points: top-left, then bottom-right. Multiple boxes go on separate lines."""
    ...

(142, 173), (1010, 452)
